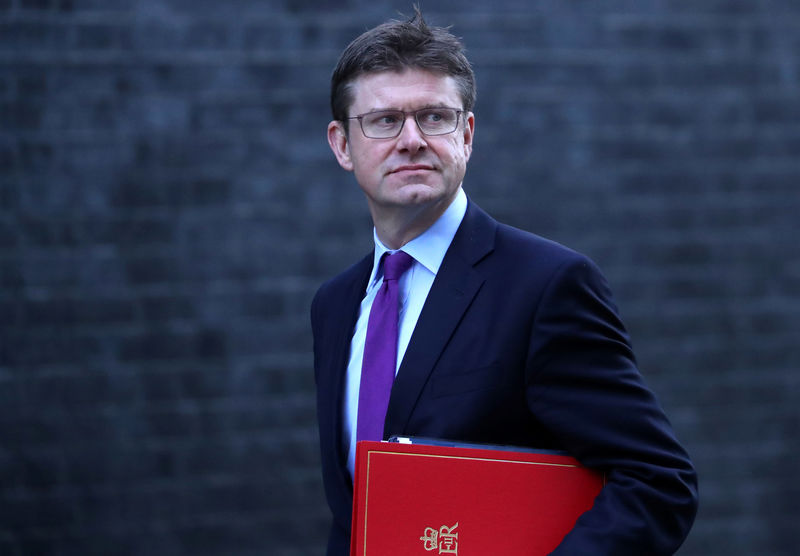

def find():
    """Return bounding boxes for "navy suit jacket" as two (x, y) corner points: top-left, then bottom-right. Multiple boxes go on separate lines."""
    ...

(311, 200), (698, 555)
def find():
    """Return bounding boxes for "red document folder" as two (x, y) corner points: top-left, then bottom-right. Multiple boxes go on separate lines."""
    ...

(351, 439), (604, 556)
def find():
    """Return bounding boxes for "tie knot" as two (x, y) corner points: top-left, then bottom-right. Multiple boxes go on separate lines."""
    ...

(382, 251), (414, 282)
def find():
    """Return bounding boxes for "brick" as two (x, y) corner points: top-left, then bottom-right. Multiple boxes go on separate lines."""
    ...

(0, 74), (14, 100)
(20, 0), (51, 9)
(74, 23), (120, 49)
(16, 140), (55, 172)
(117, 328), (227, 362)
(0, 100), (41, 130)
(0, 22), (62, 49)
(59, 0), (136, 10)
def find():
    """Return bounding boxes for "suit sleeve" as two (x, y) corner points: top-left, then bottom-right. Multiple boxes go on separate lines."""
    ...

(525, 256), (698, 555)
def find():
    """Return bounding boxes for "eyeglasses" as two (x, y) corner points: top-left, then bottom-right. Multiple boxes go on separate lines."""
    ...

(346, 107), (463, 139)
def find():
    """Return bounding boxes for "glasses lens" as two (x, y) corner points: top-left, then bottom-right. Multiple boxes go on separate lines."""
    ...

(416, 108), (459, 135)
(358, 108), (460, 138)
(361, 110), (404, 138)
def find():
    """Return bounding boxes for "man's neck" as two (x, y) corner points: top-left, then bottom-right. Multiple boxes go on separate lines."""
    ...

(371, 190), (461, 249)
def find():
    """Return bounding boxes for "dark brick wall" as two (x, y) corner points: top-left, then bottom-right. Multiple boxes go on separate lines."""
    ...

(1, 1), (798, 554)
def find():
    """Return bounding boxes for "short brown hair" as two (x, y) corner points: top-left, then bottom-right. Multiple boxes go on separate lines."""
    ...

(330, 7), (476, 124)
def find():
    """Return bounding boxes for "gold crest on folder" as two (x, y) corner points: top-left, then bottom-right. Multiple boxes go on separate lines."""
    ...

(420, 522), (458, 554)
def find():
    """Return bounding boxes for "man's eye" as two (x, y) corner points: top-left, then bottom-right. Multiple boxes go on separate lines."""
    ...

(372, 113), (400, 126)
(420, 111), (443, 123)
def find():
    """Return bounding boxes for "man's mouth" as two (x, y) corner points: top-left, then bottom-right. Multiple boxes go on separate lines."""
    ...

(389, 164), (434, 174)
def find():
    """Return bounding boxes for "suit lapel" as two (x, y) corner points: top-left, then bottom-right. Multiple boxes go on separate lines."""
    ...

(385, 202), (497, 435)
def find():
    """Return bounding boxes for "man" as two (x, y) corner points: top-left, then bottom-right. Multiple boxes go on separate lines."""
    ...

(311, 8), (698, 555)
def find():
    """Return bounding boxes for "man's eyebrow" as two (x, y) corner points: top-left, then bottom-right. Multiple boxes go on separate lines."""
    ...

(364, 107), (402, 113)
(364, 104), (453, 113)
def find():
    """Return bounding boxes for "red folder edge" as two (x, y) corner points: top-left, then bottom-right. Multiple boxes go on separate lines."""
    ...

(351, 440), (605, 556)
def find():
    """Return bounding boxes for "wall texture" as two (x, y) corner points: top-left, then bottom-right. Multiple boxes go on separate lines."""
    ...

(1, 1), (799, 554)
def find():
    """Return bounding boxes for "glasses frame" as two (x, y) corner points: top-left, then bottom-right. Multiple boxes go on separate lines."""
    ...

(345, 107), (464, 139)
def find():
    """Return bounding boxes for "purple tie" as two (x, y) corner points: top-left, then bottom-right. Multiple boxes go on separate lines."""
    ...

(357, 251), (414, 443)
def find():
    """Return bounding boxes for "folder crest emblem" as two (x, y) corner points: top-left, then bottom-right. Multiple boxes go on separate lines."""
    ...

(420, 522), (458, 554)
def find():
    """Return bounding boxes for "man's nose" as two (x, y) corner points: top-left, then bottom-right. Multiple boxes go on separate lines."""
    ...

(395, 115), (428, 152)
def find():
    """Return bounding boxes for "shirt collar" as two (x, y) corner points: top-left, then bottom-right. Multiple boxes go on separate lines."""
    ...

(367, 187), (468, 289)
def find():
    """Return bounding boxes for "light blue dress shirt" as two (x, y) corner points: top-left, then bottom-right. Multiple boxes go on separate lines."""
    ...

(343, 187), (468, 478)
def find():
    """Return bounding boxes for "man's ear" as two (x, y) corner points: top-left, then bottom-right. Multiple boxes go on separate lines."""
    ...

(327, 120), (354, 171)
(462, 111), (475, 161)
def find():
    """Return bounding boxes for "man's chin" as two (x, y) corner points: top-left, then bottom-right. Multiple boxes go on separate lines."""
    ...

(391, 183), (443, 206)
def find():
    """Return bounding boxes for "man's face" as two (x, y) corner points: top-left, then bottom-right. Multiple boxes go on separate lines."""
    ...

(328, 68), (474, 219)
